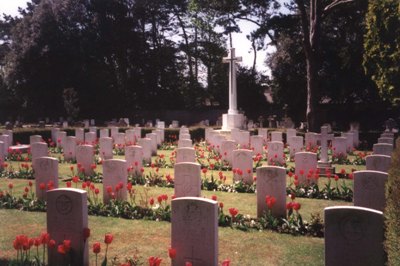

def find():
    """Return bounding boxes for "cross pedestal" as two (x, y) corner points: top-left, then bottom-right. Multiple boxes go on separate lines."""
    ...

(317, 126), (335, 175)
(221, 48), (244, 131)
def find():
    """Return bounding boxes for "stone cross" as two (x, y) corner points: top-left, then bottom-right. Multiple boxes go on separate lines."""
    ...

(223, 48), (242, 115)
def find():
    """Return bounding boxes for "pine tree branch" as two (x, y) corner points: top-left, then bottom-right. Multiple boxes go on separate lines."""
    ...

(323, 0), (355, 13)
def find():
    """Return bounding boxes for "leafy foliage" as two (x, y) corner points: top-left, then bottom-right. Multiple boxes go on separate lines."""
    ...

(363, 0), (400, 105)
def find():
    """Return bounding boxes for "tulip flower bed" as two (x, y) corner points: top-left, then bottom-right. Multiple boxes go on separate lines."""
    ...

(0, 140), (368, 265)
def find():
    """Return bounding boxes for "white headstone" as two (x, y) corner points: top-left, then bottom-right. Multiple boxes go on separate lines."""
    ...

(295, 152), (318, 185)
(146, 133), (158, 155)
(51, 128), (60, 143)
(99, 137), (113, 160)
(75, 128), (84, 144)
(220, 140), (237, 166)
(178, 139), (192, 148)
(56, 131), (67, 149)
(232, 149), (253, 184)
(31, 142), (48, 167)
(174, 162), (201, 198)
(332, 137), (347, 158)
(250, 135), (264, 155)
(176, 147), (196, 163)
(353, 170), (388, 212)
(256, 166), (286, 218)
(125, 145), (143, 175)
(30, 135), (43, 144)
(365, 154), (391, 173)
(102, 159), (128, 203)
(76, 145), (95, 175)
(100, 128), (109, 139)
(171, 197), (218, 266)
(271, 131), (283, 142)
(138, 138), (152, 163)
(84, 132), (97, 145)
(64, 136), (77, 162)
(373, 143), (393, 156)
(33, 157), (59, 201)
(267, 141), (285, 165)
(324, 206), (384, 266)
(258, 128), (268, 144)
(47, 188), (88, 266)
(289, 136), (303, 158)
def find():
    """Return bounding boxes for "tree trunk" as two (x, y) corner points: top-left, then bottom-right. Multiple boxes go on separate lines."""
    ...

(306, 52), (318, 131)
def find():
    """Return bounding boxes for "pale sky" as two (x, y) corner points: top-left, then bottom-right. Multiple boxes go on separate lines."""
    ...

(0, 0), (271, 74)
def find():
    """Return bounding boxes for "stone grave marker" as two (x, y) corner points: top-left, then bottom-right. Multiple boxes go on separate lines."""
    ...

(102, 159), (128, 203)
(353, 170), (388, 212)
(171, 197), (218, 266)
(30, 142), (48, 167)
(84, 132), (97, 145)
(305, 132), (318, 149)
(30, 135), (43, 144)
(51, 128), (60, 143)
(157, 121), (165, 129)
(342, 132), (354, 152)
(76, 145), (95, 175)
(232, 149), (253, 183)
(0, 141), (4, 168)
(62, 121), (68, 128)
(220, 140), (237, 166)
(176, 147), (196, 163)
(332, 137), (347, 158)
(230, 128), (240, 143)
(99, 137), (113, 160)
(324, 206), (384, 266)
(171, 121), (179, 128)
(110, 127), (119, 140)
(156, 128), (165, 143)
(258, 128), (268, 144)
(83, 120), (89, 128)
(75, 128), (84, 144)
(213, 134), (226, 152)
(133, 127), (141, 142)
(114, 132), (126, 147)
(125, 145), (143, 175)
(236, 130), (250, 149)
(125, 129), (136, 145)
(289, 136), (303, 158)
(179, 127), (189, 136)
(138, 138), (152, 163)
(295, 152), (317, 184)
(365, 154), (391, 173)
(317, 126), (334, 175)
(178, 139), (192, 148)
(256, 166), (286, 218)
(33, 157), (58, 201)
(373, 143), (393, 156)
(100, 128), (109, 139)
(3, 129), (13, 146)
(0, 135), (9, 155)
(145, 133), (158, 155)
(174, 162), (201, 197)
(267, 141), (285, 165)
(378, 137), (394, 145)
(271, 131), (283, 142)
(153, 129), (163, 146)
(56, 131), (67, 149)
(47, 188), (88, 266)
(250, 135), (264, 155)
(286, 129), (296, 146)
(180, 133), (191, 140)
(89, 126), (97, 133)
(64, 136), (77, 162)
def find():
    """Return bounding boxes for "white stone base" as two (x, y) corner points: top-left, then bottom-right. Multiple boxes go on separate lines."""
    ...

(222, 113), (244, 131)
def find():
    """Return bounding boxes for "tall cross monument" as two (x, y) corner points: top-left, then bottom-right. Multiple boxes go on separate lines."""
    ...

(222, 48), (244, 131)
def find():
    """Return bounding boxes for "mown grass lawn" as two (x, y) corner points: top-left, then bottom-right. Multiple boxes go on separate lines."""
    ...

(0, 145), (364, 265)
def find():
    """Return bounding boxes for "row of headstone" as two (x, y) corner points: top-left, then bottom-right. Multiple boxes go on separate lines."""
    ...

(46, 187), (218, 266)
(324, 130), (391, 265)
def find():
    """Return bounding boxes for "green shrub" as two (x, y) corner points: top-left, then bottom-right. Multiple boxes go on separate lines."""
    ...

(385, 137), (400, 265)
